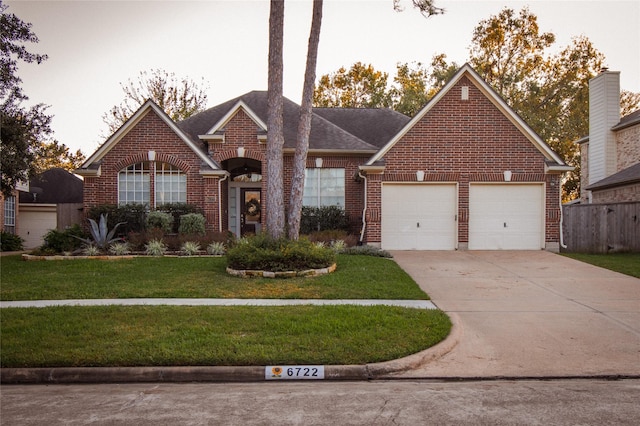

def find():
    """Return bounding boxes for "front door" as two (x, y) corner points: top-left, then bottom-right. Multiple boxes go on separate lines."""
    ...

(240, 188), (261, 236)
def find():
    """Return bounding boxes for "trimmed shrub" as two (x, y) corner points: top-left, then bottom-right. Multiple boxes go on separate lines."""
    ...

(0, 232), (24, 252)
(300, 206), (350, 234)
(41, 224), (87, 253)
(306, 230), (358, 247)
(146, 211), (174, 233)
(157, 203), (203, 233)
(341, 245), (392, 258)
(179, 213), (206, 236)
(226, 235), (336, 272)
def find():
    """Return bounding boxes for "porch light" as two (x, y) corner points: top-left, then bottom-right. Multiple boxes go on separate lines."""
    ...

(237, 147), (245, 158)
(503, 170), (512, 182)
(416, 170), (425, 181)
(315, 157), (323, 168)
(148, 150), (156, 161)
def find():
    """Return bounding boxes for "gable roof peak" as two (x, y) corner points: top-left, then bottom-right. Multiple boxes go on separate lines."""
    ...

(367, 63), (569, 168)
(77, 99), (218, 176)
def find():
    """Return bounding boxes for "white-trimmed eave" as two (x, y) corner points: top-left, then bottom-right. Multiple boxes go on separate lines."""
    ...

(545, 164), (575, 174)
(203, 100), (267, 136)
(78, 100), (219, 172)
(366, 63), (567, 168)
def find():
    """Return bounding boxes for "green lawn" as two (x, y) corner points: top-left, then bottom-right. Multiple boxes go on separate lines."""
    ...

(0, 254), (450, 368)
(561, 252), (640, 278)
(0, 254), (429, 301)
(0, 305), (451, 367)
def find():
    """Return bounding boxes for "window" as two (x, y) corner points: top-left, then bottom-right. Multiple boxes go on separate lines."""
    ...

(303, 168), (345, 207)
(118, 162), (187, 207)
(118, 162), (150, 205)
(155, 163), (186, 205)
(3, 196), (16, 234)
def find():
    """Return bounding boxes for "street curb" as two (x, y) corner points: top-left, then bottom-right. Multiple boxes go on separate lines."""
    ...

(0, 314), (461, 385)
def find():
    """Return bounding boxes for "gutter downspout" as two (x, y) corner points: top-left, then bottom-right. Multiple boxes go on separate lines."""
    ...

(218, 173), (229, 232)
(559, 179), (567, 249)
(358, 171), (367, 245)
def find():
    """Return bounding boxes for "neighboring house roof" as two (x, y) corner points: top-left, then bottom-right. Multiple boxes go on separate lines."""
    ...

(586, 162), (640, 191)
(366, 63), (571, 171)
(313, 107), (410, 148)
(77, 100), (221, 176)
(178, 91), (380, 153)
(611, 109), (640, 131)
(18, 168), (83, 204)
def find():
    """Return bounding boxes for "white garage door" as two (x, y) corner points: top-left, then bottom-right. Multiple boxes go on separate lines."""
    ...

(381, 184), (457, 250)
(18, 206), (57, 249)
(469, 184), (544, 250)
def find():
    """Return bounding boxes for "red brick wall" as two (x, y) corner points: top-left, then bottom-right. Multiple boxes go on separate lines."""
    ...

(211, 110), (366, 233)
(364, 76), (562, 247)
(83, 110), (220, 231)
(85, 108), (366, 236)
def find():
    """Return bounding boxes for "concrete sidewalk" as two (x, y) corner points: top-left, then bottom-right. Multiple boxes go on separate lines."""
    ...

(0, 298), (436, 309)
(389, 250), (640, 378)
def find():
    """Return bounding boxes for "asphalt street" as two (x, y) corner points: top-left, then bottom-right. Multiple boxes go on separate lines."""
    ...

(2, 379), (639, 425)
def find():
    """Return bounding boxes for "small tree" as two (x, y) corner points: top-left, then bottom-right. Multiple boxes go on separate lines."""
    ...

(102, 69), (209, 135)
(0, 3), (50, 196)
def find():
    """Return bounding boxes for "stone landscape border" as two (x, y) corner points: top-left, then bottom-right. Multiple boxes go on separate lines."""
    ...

(226, 263), (337, 278)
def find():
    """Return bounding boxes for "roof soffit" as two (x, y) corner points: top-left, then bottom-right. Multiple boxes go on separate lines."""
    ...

(366, 63), (567, 167)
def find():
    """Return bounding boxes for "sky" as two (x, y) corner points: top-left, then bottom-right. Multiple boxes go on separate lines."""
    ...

(6, 0), (640, 157)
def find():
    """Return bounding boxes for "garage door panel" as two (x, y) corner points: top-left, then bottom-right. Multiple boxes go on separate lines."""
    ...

(382, 184), (457, 250)
(469, 184), (544, 250)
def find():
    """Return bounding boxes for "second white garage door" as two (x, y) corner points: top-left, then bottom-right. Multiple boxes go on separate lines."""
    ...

(381, 183), (457, 250)
(469, 184), (544, 250)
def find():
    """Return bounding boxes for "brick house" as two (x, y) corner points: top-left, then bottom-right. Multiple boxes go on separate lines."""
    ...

(77, 64), (572, 251)
(577, 69), (640, 203)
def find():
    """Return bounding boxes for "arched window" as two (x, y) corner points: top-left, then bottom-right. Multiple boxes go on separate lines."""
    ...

(118, 162), (186, 206)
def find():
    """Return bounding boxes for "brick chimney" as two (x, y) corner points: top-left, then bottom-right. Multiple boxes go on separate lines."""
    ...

(588, 69), (620, 185)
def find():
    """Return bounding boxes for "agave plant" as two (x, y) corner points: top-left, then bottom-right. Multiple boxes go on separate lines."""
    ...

(75, 214), (125, 250)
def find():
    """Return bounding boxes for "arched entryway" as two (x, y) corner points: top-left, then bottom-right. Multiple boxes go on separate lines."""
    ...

(224, 158), (262, 237)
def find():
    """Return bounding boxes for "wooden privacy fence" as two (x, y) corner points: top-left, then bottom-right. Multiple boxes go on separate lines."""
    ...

(562, 202), (640, 253)
(57, 203), (84, 230)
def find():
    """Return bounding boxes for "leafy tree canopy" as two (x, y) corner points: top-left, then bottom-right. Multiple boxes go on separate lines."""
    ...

(313, 62), (392, 109)
(313, 7), (640, 201)
(0, 2), (52, 197)
(102, 69), (209, 136)
(33, 140), (85, 174)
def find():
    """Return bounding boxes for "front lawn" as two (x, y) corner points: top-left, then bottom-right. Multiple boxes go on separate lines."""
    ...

(561, 253), (640, 278)
(0, 305), (451, 367)
(0, 254), (429, 301)
(0, 254), (449, 368)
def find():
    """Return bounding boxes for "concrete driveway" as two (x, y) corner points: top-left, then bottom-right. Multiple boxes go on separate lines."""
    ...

(390, 250), (640, 378)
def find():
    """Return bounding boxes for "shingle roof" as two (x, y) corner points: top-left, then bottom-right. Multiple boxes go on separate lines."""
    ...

(178, 91), (380, 152)
(586, 162), (640, 191)
(19, 168), (83, 204)
(313, 108), (410, 148)
(612, 109), (640, 131)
